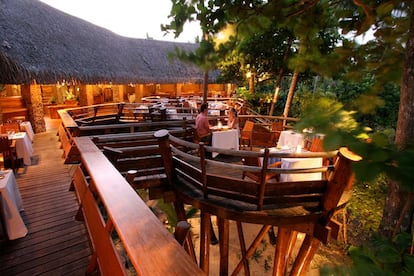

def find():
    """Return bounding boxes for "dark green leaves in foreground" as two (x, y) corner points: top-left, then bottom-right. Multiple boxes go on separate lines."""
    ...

(296, 97), (414, 192)
(321, 232), (414, 275)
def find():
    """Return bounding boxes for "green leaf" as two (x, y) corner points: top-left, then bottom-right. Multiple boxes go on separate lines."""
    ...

(393, 232), (412, 253)
(402, 254), (414, 273)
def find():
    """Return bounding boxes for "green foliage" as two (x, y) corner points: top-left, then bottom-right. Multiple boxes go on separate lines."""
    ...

(347, 175), (388, 242)
(295, 96), (414, 192)
(156, 198), (198, 233)
(292, 73), (400, 130)
(156, 199), (177, 233)
(321, 232), (414, 275)
(236, 84), (284, 115)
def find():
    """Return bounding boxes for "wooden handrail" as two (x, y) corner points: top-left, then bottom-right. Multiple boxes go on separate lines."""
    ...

(73, 136), (204, 275)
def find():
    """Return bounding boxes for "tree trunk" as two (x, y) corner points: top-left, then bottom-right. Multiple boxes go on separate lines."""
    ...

(379, 180), (414, 238)
(378, 8), (414, 238)
(269, 85), (281, 116)
(282, 71), (299, 118)
(269, 68), (283, 116)
(248, 70), (255, 94)
(269, 37), (293, 116)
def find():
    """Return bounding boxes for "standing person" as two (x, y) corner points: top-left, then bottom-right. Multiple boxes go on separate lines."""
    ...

(195, 103), (212, 145)
(227, 107), (239, 130)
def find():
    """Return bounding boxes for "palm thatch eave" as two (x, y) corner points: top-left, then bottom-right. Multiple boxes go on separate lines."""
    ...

(0, 0), (220, 85)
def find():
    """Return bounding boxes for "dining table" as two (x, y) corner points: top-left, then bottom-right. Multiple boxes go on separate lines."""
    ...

(10, 132), (33, 166)
(262, 147), (323, 182)
(279, 156), (322, 182)
(211, 128), (239, 158)
(0, 170), (28, 240)
(277, 130), (305, 149)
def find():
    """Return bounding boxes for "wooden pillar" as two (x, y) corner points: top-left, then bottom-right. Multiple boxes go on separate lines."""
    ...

(21, 83), (46, 133)
(218, 217), (229, 276)
(78, 85), (88, 106)
(199, 211), (211, 274)
(84, 85), (95, 106)
(136, 84), (144, 101)
(176, 83), (183, 97)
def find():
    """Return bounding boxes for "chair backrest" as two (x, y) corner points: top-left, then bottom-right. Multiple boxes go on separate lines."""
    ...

(271, 121), (284, 132)
(270, 121), (284, 145)
(242, 121), (254, 132)
(240, 120), (254, 139)
(308, 137), (324, 152)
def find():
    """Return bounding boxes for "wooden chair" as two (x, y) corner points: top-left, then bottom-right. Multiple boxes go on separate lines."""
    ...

(306, 136), (334, 180)
(306, 136), (324, 152)
(270, 121), (283, 144)
(242, 156), (281, 182)
(0, 135), (17, 171)
(240, 120), (254, 150)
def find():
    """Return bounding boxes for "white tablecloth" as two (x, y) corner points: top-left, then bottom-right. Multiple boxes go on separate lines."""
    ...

(11, 132), (33, 166)
(20, 121), (34, 142)
(280, 157), (322, 182)
(0, 170), (28, 240)
(212, 129), (239, 158)
(277, 130), (305, 149)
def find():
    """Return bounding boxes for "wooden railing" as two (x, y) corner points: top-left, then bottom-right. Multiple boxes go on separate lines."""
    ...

(72, 136), (204, 275)
(57, 108), (195, 164)
(154, 130), (361, 275)
(62, 105), (361, 275)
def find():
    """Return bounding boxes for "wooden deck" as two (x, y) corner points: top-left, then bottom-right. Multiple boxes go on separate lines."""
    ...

(0, 119), (92, 275)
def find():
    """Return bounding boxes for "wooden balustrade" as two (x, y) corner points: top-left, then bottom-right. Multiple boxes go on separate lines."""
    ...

(57, 108), (194, 164)
(65, 106), (360, 275)
(72, 136), (204, 275)
(154, 130), (361, 275)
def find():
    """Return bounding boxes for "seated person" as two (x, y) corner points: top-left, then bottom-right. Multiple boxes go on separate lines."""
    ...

(195, 103), (212, 145)
(227, 107), (239, 130)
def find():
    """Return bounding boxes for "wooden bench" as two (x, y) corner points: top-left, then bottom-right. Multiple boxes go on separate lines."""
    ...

(99, 128), (196, 199)
(72, 137), (204, 275)
(91, 128), (194, 149)
(103, 144), (168, 193)
(56, 108), (195, 163)
(154, 129), (361, 275)
(78, 119), (195, 136)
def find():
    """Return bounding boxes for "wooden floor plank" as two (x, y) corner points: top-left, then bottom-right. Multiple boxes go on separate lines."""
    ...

(0, 118), (92, 275)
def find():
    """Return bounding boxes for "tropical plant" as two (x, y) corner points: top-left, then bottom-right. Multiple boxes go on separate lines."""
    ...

(321, 232), (414, 275)
(163, 0), (414, 241)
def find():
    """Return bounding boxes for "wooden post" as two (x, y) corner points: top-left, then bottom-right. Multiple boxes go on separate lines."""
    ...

(154, 129), (174, 187)
(200, 211), (211, 273)
(218, 217), (229, 276)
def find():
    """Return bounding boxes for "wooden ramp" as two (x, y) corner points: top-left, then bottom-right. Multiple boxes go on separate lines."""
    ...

(0, 120), (91, 275)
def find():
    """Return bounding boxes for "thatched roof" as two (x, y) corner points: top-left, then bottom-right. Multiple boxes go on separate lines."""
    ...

(0, 0), (217, 85)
